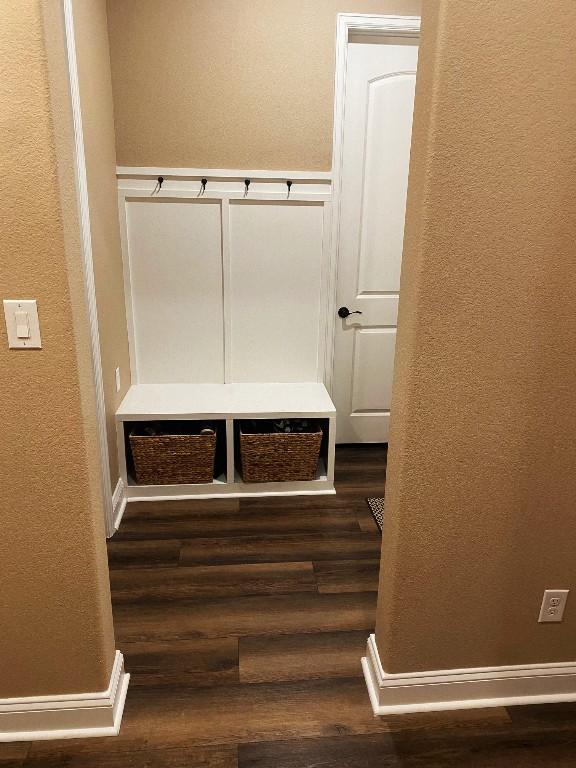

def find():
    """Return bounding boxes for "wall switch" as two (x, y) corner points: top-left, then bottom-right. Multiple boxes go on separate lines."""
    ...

(539, 589), (569, 623)
(115, 366), (121, 393)
(3, 299), (41, 349)
(14, 311), (30, 338)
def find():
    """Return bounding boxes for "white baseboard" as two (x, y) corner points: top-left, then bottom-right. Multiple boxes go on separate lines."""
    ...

(112, 477), (127, 533)
(0, 651), (129, 742)
(362, 634), (576, 715)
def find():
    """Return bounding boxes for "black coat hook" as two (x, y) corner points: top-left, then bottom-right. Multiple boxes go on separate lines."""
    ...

(244, 179), (251, 198)
(152, 175), (164, 195)
(200, 178), (207, 196)
(286, 180), (293, 199)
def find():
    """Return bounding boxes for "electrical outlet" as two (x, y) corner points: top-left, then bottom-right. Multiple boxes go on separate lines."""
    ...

(115, 366), (121, 393)
(538, 589), (569, 623)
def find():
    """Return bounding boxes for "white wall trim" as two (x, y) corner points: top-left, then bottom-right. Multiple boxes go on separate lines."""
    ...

(112, 477), (127, 532)
(337, 13), (420, 38)
(0, 652), (129, 742)
(62, 0), (115, 538)
(362, 634), (576, 715)
(326, 13), (420, 395)
(117, 166), (332, 182)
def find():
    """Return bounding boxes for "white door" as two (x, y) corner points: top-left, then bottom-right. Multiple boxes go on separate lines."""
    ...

(332, 33), (418, 443)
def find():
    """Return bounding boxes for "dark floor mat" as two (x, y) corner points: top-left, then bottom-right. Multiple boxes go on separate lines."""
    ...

(366, 497), (384, 532)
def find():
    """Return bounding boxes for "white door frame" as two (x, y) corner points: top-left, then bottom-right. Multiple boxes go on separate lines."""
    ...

(326, 14), (421, 396)
(62, 0), (115, 537)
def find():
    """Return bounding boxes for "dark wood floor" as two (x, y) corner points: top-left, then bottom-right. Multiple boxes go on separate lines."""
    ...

(8, 445), (576, 766)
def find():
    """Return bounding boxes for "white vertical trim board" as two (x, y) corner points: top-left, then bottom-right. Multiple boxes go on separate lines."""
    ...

(327, 13), (420, 396)
(117, 188), (139, 385)
(221, 198), (233, 382)
(225, 418), (235, 482)
(0, 652), (130, 742)
(319, 201), (335, 385)
(62, 0), (115, 537)
(362, 634), (576, 715)
(112, 477), (127, 531)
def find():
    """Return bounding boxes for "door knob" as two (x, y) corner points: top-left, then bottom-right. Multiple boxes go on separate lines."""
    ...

(338, 306), (363, 319)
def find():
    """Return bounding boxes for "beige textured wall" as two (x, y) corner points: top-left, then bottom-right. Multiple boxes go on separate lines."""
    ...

(0, 0), (115, 697)
(73, 0), (131, 487)
(107, 0), (421, 170)
(376, 0), (576, 673)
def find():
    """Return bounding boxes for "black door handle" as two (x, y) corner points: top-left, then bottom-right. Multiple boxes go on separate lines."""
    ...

(338, 306), (363, 319)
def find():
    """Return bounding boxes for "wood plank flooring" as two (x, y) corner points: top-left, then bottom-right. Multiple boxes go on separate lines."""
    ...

(7, 445), (576, 766)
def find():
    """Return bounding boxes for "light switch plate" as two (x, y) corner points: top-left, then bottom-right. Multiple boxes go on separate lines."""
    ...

(3, 299), (42, 349)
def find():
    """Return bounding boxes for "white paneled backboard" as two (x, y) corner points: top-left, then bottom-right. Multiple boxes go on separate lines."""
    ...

(358, 73), (416, 295)
(351, 328), (396, 413)
(229, 201), (325, 383)
(126, 200), (224, 383)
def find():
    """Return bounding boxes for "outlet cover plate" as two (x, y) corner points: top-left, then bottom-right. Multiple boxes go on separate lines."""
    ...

(539, 589), (569, 623)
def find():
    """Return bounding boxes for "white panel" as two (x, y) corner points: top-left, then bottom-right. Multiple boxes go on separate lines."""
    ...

(358, 73), (416, 294)
(351, 328), (396, 413)
(117, 383), (336, 420)
(127, 200), (224, 383)
(230, 201), (324, 382)
(354, 294), (399, 326)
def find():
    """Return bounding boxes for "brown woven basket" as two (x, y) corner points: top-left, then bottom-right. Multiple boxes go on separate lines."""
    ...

(129, 429), (216, 485)
(239, 426), (322, 483)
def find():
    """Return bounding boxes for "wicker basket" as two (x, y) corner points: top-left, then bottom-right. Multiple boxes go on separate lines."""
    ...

(129, 428), (216, 485)
(239, 425), (322, 483)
